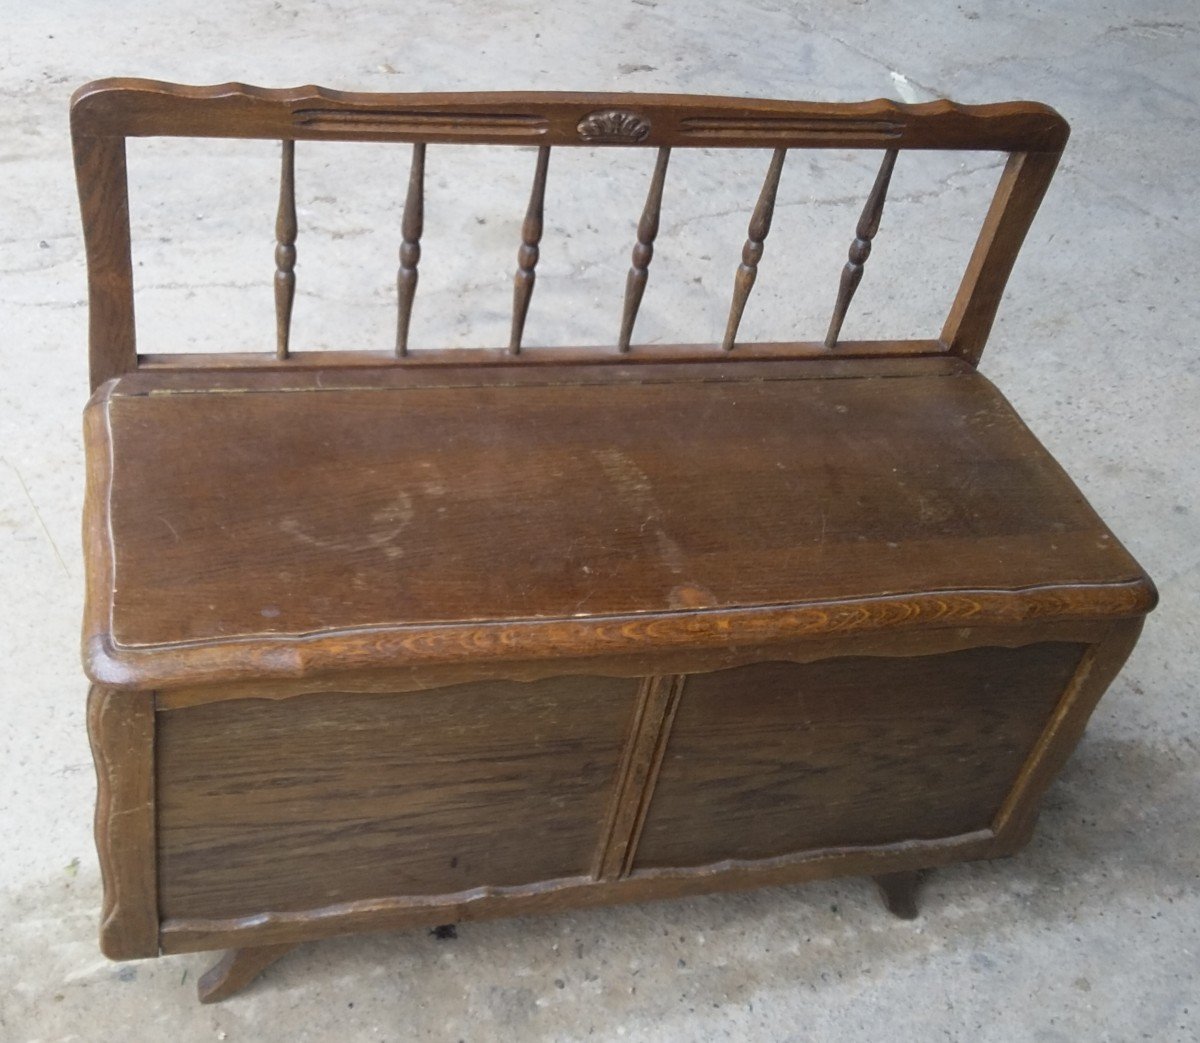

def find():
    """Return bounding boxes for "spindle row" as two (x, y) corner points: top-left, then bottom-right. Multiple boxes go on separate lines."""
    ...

(271, 141), (901, 357)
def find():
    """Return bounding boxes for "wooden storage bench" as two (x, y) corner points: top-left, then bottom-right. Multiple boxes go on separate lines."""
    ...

(74, 79), (1156, 1003)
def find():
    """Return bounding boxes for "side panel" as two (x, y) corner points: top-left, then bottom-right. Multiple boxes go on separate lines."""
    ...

(156, 675), (641, 920)
(87, 685), (158, 958)
(633, 642), (1086, 869)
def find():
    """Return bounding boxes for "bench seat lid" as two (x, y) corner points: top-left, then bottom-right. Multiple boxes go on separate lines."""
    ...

(82, 357), (1155, 689)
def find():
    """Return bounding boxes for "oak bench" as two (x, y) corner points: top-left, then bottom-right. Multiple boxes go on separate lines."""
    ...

(73, 79), (1156, 1003)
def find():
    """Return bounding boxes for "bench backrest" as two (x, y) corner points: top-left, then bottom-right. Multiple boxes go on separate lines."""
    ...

(72, 79), (1068, 390)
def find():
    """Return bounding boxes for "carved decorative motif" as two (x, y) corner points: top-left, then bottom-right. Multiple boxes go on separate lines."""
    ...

(577, 110), (651, 144)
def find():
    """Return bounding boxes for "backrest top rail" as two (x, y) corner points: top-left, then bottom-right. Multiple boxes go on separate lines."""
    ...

(70, 79), (1069, 152)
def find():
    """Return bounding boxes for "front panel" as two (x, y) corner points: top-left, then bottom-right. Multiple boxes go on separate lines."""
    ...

(155, 642), (1089, 928)
(634, 642), (1087, 869)
(156, 674), (641, 920)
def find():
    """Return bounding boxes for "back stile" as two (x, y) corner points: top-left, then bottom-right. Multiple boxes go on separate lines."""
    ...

(73, 129), (137, 390)
(509, 145), (551, 354)
(274, 140), (297, 360)
(618, 147), (671, 353)
(824, 148), (898, 349)
(722, 148), (786, 351)
(395, 142), (425, 356)
(941, 150), (1063, 365)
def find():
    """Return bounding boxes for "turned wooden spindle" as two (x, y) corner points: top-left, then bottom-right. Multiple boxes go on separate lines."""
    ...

(618, 147), (671, 353)
(509, 146), (550, 355)
(824, 148), (899, 349)
(722, 148), (786, 351)
(274, 139), (297, 360)
(396, 142), (425, 357)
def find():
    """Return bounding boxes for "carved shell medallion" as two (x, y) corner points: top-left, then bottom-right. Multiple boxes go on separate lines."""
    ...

(577, 110), (651, 144)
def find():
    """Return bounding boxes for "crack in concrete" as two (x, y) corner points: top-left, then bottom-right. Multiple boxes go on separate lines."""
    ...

(0, 297), (85, 310)
(3, 456), (70, 580)
(660, 161), (1002, 237)
(1059, 165), (1200, 248)
(779, 11), (945, 100)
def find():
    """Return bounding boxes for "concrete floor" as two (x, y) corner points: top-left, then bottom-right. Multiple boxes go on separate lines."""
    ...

(2, 0), (1198, 1039)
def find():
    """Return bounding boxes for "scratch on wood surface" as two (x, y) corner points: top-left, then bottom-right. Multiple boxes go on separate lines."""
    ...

(592, 448), (686, 574)
(279, 491), (414, 559)
(159, 516), (182, 543)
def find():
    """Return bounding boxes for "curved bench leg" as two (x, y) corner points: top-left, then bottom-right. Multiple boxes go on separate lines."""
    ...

(198, 943), (297, 1003)
(873, 870), (924, 919)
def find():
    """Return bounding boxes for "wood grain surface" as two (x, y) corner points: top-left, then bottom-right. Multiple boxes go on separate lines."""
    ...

(83, 360), (1152, 688)
(160, 828), (1005, 955)
(156, 674), (639, 919)
(87, 686), (158, 958)
(71, 80), (1069, 151)
(633, 643), (1084, 868)
(72, 80), (1069, 391)
(73, 82), (1160, 1003)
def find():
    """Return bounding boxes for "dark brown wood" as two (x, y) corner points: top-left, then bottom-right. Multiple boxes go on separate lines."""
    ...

(593, 675), (683, 879)
(72, 129), (136, 390)
(70, 81), (1069, 152)
(135, 338), (950, 372)
(509, 145), (550, 354)
(824, 148), (898, 348)
(991, 618), (1146, 843)
(632, 645), (1083, 870)
(145, 619), (1145, 963)
(70, 81), (1069, 377)
(395, 142), (424, 356)
(87, 686), (158, 959)
(198, 944), (296, 1003)
(157, 676), (640, 919)
(115, 354), (967, 394)
(83, 360), (1152, 690)
(152, 617), (1116, 710)
(874, 871), (923, 919)
(70, 84), (1070, 374)
(723, 148), (786, 350)
(942, 149), (1064, 364)
(593, 677), (656, 879)
(74, 81), (1152, 1005)
(618, 147), (670, 352)
(274, 140), (297, 359)
(160, 829), (1001, 955)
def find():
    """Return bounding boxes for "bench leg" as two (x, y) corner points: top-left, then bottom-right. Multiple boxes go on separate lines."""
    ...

(197, 943), (297, 1003)
(873, 870), (924, 919)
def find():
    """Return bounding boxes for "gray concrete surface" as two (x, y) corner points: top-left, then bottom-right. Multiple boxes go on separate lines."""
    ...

(1, 1), (1198, 1039)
